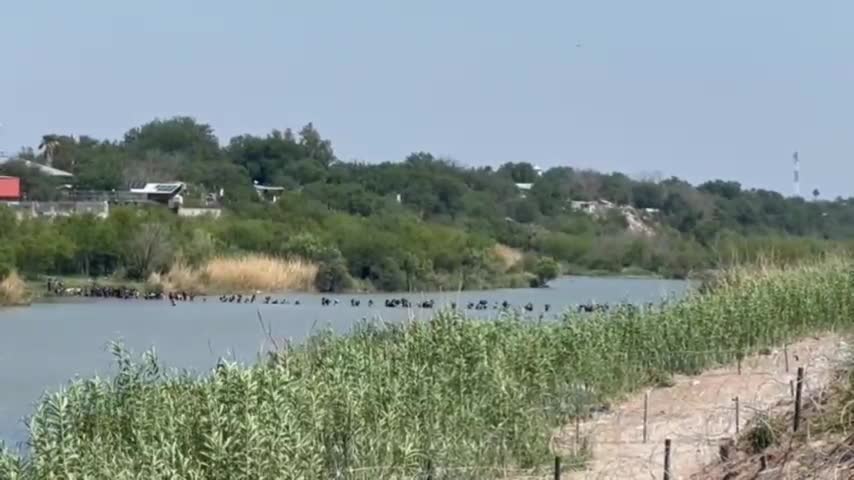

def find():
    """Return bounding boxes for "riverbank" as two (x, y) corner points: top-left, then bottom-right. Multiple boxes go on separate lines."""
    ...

(0, 258), (850, 478)
(563, 333), (846, 479)
(21, 251), (544, 305)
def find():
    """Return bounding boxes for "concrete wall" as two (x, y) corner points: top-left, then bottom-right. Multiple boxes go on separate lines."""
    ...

(177, 207), (222, 218)
(5, 201), (110, 220)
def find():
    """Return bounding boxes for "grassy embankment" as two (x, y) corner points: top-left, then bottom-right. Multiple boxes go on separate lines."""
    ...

(1, 258), (853, 479)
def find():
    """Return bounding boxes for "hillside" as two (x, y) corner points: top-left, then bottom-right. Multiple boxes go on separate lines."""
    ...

(1, 116), (854, 291)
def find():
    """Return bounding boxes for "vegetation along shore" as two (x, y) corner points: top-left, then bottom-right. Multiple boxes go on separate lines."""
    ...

(2, 118), (854, 305)
(0, 258), (851, 478)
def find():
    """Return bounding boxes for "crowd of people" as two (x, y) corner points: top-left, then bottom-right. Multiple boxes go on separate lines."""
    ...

(45, 278), (638, 313)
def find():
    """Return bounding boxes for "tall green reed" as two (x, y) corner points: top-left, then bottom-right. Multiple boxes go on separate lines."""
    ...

(3, 258), (854, 479)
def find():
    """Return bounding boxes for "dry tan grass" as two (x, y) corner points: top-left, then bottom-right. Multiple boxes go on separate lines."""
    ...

(0, 271), (31, 306)
(164, 262), (206, 294)
(146, 263), (206, 295)
(203, 255), (317, 293)
(492, 244), (523, 271)
(149, 255), (318, 294)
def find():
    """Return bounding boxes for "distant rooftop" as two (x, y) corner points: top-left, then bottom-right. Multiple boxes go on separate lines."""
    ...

(129, 182), (185, 195)
(254, 184), (285, 192)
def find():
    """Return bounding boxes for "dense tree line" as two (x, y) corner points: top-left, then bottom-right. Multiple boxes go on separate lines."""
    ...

(1, 116), (851, 290)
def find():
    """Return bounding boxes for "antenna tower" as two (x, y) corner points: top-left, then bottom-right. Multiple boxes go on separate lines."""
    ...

(793, 151), (800, 197)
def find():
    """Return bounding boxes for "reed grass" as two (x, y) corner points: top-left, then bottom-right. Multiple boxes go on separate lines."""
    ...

(203, 254), (317, 292)
(146, 262), (207, 295)
(0, 271), (30, 306)
(146, 255), (318, 294)
(3, 258), (854, 479)
(492, 244), (523, 271)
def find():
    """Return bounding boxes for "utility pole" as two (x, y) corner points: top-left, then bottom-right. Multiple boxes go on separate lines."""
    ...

(793, 151), (800, 197)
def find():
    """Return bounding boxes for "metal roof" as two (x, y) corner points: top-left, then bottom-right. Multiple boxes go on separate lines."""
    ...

(129, 182), (185, 195)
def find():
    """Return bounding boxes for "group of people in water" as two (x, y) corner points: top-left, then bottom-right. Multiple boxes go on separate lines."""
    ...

(217, 294), (573, 313)
(45, 278), (624, 313)
(46, 278), (161, 300)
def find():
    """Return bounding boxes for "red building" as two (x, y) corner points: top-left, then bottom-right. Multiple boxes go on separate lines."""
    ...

(0, 176), (21, 201)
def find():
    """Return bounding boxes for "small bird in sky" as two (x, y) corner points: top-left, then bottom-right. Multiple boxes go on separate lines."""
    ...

(576, 42), (583, 48)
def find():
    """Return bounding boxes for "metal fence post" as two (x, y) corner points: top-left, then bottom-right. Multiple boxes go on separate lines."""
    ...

(794, 367), (804, 432)
(663, 438), (672, 480)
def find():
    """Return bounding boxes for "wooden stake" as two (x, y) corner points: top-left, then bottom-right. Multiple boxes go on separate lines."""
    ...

(784, 343), (790, 373)
(663, 438), (672, 480)
(734, 396), (740, 434)
(794, 367), (804, 432)
(643, 391), (649, 443)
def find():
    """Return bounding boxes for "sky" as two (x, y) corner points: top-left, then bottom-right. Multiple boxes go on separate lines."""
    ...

(1, 1), (852, 197)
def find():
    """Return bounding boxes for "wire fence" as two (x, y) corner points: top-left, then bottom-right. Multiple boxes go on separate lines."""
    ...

(323, 337), (852, 479)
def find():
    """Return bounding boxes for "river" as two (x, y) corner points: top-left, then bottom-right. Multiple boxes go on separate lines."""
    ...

(0, 276), (692, 448)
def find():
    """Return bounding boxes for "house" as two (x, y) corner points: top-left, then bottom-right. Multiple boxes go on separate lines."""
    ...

(129, 181), (186, 207)
(253, 183), (284, 203)
(514, 182), (534, 198)
(0, 176), (21, 201)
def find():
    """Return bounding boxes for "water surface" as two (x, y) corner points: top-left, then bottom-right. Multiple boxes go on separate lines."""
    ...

(0, 276), (691, 448)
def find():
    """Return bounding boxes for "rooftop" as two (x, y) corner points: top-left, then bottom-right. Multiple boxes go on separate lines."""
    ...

(129, 182), (185, 195)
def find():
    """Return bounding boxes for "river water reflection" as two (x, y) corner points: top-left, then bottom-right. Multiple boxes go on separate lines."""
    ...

(0, 276), (692, 447)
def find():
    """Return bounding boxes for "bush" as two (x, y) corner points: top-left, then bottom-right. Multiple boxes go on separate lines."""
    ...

(531, 256), (560, 287)
(0, 244), (14, 281)
(281, 232), (340, 262)
(0, 271), (30, 306)
(314, 259), (354, 293)
(0, 262), (10, 282)
(370, 257), (408, 291)
(742, 414), (779, 453)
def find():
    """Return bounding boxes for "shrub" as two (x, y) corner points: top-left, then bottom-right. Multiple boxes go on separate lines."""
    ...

(314, 259), (354, 293)
(281, 232), (340, 262)
(531, 256), (560, 287)
(370, 257), (407, 291)
(0, 271), (30, 306)
(742, 414), (779, 453)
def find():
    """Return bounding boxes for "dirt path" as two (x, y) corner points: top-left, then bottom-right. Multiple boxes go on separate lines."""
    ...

(553, 335), (847, 480)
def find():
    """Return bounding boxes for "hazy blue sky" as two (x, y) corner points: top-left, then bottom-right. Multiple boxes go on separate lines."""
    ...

(1, 1), (852, 196)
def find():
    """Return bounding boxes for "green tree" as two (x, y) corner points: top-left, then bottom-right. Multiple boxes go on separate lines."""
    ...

(124, 223), (175, 279)
(38, 135), (62, 167)
(532, 257), (560, 287)
(123, 117), (220, 160)
(498, 162), (539, 183)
